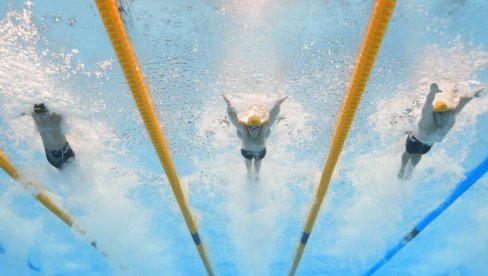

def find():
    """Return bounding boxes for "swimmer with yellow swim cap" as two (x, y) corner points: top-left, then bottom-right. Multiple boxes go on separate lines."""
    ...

(398, 82), (486, 180)
(432, 100), (450, 112)
(223, 94), (287, 182)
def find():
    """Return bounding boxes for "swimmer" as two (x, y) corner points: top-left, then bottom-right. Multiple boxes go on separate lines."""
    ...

(32, 103), (75, 170)
(398, 83), (485, 180)
(223, 94), (287, 181)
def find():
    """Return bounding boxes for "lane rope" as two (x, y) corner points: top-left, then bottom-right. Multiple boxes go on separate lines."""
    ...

(289, 1), (397, 275)
(364, 155), (488, 275)
(0, 149), (103, 271)
(93, 1), (214, 274)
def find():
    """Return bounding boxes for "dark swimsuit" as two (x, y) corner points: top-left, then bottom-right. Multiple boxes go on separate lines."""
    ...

(406, 134), (432, 155)
(45, 142), (75, 169)
(241, 148), (267, 161)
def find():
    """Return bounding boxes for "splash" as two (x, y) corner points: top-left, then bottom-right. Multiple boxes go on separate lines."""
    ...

(338, 37), (488, 270)
(0, 3), (177, 274)
(369, 38), (488, 137)
(190, 88), (318, 275)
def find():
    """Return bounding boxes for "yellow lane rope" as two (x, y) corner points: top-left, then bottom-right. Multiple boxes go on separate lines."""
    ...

(93, 1), (213, 275)
(289, 1), (397, 275)
(0, 149), (100, 249)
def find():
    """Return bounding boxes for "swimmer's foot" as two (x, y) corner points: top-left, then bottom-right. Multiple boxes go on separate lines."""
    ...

(404, 170), (413, 180)
(403, 162), (415, 180)
(247, 171), (253, 182)
(397, 168), (405, 180)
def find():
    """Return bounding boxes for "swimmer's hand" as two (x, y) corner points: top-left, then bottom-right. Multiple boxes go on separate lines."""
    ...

(276, 96), (288, 104)
(473, 87), (485, 98)
(430, 83), (442, 93)
(222, 94), (231, 106)
(460, 87), (485, 99)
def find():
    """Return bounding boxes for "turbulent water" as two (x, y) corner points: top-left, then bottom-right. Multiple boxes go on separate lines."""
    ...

(1, 0), (488, 275)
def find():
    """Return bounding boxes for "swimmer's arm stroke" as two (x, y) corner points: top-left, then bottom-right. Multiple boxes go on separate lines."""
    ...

(265, 96), (288, 129)
(222, 94), (246, 131)
(421, 83), (441, 117)
(50, 113), (63, 124)
(453, 86), (486, 115)
(32, 111), (63, 127)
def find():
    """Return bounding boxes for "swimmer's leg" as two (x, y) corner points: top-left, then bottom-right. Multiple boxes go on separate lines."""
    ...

(254, 159), (262, 181)
(398, 151), (411, 179)
(245, 158), (253, 181)
(404, 154), (422, 180)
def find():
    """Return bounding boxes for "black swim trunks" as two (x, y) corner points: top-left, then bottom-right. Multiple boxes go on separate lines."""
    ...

(45, 142), (75, 169)
(405, 134), (432, 155)
(241, 148), (267, 161)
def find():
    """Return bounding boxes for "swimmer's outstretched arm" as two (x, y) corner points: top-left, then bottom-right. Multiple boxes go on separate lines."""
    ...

(267, 96), (288, 126)
(421, 83), (441, 117)
(454, 86), (485, 115)
(222, 94), (242, 128)
(32, 109), (63, 129)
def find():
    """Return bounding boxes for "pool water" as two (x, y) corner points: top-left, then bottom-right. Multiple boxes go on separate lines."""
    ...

(1, 0), (488, 275)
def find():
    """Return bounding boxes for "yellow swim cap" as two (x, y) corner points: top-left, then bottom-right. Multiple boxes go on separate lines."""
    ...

(433, 101), (449, 112)
(246, 114), (262, 126)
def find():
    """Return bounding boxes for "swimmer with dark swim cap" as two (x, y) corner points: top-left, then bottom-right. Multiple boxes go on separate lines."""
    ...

(32, 103), (75, 169)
